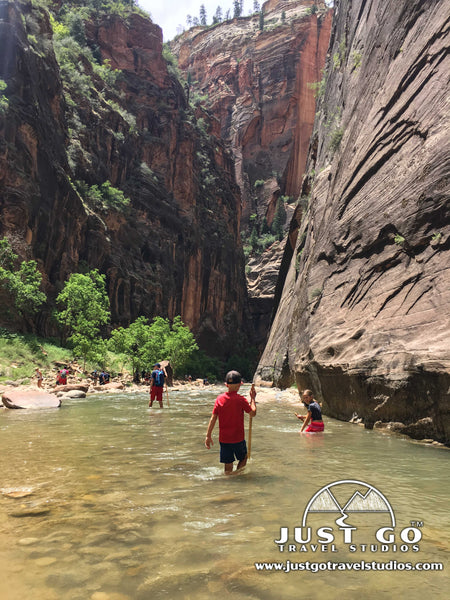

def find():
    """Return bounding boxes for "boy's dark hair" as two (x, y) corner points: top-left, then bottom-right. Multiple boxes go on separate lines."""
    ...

(226, 370), (242, 384)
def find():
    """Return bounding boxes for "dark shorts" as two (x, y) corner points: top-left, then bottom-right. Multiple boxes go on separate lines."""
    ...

(220, 440), (247, 464)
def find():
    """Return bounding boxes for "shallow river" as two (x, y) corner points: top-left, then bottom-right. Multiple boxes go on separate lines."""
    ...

(0, 386), (448, 599)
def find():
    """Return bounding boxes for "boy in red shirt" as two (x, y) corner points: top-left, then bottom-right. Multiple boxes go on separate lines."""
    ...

(205, 370), (256, 474)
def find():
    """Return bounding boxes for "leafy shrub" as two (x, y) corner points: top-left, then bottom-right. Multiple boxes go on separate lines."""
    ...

(308, 70), (327, 100)
(329, 127), (344, 152)
(352, 51), (362, 70)
(258, 234), (276, 251)
(0, 79), (9, 115)
(76, 180), (130, 212)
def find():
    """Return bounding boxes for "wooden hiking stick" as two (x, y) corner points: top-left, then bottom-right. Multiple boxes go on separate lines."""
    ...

(247, 383), (255, 459)
(165, 385), (170, 407)
(248, 413), (253, 460)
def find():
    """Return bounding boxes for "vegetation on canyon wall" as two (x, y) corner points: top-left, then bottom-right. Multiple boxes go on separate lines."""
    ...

(0, 229), (249, 381)
(0, 240), (199, 379)
(1, 0), (252, 367)
(181, 1), (334, 38)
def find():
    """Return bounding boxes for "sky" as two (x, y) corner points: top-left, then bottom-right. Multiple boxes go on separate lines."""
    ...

(137, 1), (256, 42)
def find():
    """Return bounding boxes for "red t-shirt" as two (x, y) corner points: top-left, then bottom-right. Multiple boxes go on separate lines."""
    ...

(213, 391), (252, 443)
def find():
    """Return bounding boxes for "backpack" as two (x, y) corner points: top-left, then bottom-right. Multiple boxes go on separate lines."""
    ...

(154, 369), (164, 386)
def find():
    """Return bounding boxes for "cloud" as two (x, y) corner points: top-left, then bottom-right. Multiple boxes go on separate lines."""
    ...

(137, 1), (252, 41)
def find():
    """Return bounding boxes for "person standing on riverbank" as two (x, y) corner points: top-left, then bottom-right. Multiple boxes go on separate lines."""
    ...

(205, 370), (256, 474)
(295, 389), (324, 432)
(56, 368), (68, 385)
(35, 368), (43, 388)
(149, 363), (166, 408)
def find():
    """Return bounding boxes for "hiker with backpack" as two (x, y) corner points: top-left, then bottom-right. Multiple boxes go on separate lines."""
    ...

(149, 363), (166, 408)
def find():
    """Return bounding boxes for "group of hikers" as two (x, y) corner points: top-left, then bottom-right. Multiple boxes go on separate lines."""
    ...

(147, 364), (324, 475)
(91, 370), (110, 385)
(35, 366), (111, 387)
(37, 361), (324, 476)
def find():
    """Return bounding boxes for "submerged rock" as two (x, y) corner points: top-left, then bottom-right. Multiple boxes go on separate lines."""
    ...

(10, 506), (51, 517)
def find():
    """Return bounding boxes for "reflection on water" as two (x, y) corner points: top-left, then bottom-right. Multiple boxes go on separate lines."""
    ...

(0, 386), (448, 599)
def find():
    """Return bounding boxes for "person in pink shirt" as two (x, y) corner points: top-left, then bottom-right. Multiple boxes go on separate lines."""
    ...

(205, 370), (256, 474)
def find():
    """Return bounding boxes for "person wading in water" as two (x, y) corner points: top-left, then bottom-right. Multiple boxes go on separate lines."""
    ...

(205, 370), (256, 474)
(295, 389), (324, 433)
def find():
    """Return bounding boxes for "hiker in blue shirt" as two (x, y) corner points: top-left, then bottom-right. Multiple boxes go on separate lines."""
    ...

(149, 363), (166, 408)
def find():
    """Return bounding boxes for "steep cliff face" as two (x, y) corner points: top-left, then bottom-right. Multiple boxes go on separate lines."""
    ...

(171, 0), (332, 346)
(172, 0), (331, 225)
(256, 0), (450, 443)
(0, 0), (248, 351)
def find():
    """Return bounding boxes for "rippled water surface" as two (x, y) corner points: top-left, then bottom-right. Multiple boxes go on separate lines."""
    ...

(0, 386), (448, 599)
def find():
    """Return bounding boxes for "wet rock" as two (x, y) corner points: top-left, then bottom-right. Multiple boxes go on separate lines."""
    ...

(91, 591), (132, 600)
(253, 379), (274, 388)
(93, 382), (124, 392)
(35, 556), (57, 566)
(373, 421), (406, 432)
(52, 384), (89, 393)
(401, 417), (435, 440)
(10, 506), (51, 517)
(46, 571), (90, 589)
(62, 390), (87, 398)
(2, 390), (61, 409)
(350, 413), (362, 424)
(136, 570), (210, 598)
(1, 488), (34, 498)
(18, 537), (40, 546)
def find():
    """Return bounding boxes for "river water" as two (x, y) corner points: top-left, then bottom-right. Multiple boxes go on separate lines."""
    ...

(0, 386), (448, 600)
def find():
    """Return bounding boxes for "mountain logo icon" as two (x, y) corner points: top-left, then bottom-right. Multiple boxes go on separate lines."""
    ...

(301, 479), (395, 528)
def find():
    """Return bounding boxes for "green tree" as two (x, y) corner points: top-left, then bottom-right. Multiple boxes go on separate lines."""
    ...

(261, 216), (270, 234)
(249, 226), (258, 250)
(259, 10), (264, 31)
(56, 269), (110, 368)
(108, 316), (160, 378)
(145, 316), (172, 366)
(272, 198), (287, 240)
(0, 237), (46, 329)
(233, 0), (242, 18)
(199, 4), (207, 25)
(164, 316), (198, 375)
(108, 315), (197, 378)
(66, 12), (87, 46)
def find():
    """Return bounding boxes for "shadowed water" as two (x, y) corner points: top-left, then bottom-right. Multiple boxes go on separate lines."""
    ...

(0, 386), (448, 599)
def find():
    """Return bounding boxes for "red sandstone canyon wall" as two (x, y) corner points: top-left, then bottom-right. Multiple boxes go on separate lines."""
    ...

(0, 0), (248, 352)
(256, 0), (450, 443)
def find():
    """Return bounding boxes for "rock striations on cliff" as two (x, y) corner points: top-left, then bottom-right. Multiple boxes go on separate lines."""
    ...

(171, 0), (332, 345)
(256, 0), (450, 443)
(0, 0), (248, 352)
